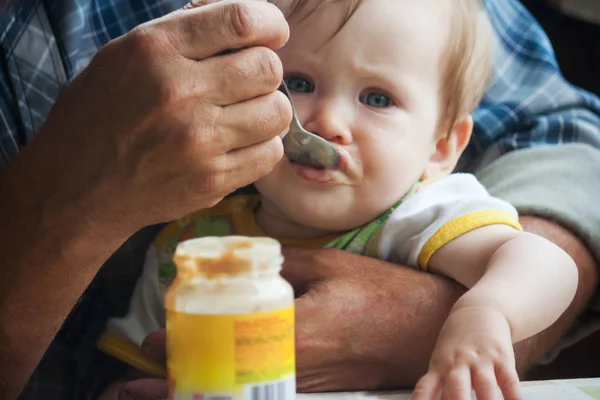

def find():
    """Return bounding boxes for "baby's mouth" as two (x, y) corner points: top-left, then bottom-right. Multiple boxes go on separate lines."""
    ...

(336, 148), (363, 183)
(291, 147), (363, 185)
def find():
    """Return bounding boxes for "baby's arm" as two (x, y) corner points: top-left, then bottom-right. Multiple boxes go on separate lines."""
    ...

(432, 225), (577, 341)
(413, 225), (578, 400)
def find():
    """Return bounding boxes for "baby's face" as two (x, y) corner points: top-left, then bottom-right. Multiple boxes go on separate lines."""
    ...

(255, 0), (453, 232)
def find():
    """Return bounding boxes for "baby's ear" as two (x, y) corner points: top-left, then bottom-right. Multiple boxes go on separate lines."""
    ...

(422, 115), (473, 181)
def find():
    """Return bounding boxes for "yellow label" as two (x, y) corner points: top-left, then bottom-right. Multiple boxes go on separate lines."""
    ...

(167, 307), (295, 396)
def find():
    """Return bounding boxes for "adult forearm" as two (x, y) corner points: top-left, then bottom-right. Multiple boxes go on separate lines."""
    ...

(0, 151), (130, 399)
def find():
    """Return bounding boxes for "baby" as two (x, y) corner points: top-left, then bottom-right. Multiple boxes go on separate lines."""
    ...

(98, 0), (578, 399)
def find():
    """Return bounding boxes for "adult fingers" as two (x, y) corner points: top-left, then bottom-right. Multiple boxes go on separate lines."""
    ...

(209, 135), (284, 194)
(118, 379), (169, 400)
(183, 0), (267, 9)
(173, 90), (289, 160)
(215, 90), (291, 150)
(196, 46), (283, 106)
(157, 0), (289, 60)
(141, 329), (167, 363)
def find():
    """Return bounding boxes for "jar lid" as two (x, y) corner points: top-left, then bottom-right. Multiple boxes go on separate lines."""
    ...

(173, 236), (283, 279)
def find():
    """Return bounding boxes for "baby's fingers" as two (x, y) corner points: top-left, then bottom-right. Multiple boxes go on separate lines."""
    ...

(442, 366), (471, 400)
(472, 364), (500, 400)
(496, 363), (523, 400)
(412, 372), (441, 400)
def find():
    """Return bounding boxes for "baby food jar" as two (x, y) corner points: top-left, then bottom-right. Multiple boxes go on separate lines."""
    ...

(165, 236), (295, 400)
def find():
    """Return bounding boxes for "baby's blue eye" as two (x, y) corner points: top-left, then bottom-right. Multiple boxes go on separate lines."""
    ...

(285, 76), (315, 93)
(360, 92), (393, 108)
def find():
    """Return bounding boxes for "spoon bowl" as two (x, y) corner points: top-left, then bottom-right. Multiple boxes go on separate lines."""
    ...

(278, 81), (341, 170)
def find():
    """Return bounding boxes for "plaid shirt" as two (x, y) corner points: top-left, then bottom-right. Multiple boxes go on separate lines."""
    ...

(1, 0), (599, 399)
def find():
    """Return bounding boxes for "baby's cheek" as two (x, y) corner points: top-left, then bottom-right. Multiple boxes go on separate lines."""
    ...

(367, 156), (421, 197)
(253, 167), (282, 199)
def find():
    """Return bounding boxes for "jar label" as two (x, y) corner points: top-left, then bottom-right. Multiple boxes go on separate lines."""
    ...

(167, 307), (295, 400)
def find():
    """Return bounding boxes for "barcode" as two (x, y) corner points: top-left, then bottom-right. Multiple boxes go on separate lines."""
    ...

(244, 376), (295, 400)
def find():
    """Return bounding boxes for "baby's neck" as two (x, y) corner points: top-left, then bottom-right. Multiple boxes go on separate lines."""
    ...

(254, 199), (335, 240)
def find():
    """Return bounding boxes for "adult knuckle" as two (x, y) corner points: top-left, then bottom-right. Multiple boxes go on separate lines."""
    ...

(254, 92), (292, 138)
(161, 27), (187, 59)
(177, 125), (197, 151)
(200, 171), (221, 193)
(219, 49), (281, 89)
(176, 130), (200, 166)
(273, 90), (293, 127)
(256, 137), (284, 172)
(252, 93), (290, 137)
(195, 107), (223, 147)
(194, 166), (226, 194)
(179, 127), (212, 161)
(127, 25), (163, 60)
(268, 136), (285, 160)
(251, 104), (278, 137)
(221, 58), (250, 84)
(256, 48), (283, 86)
(190, 125), (213, 150)
(152, 78), (185, 106)
(172, 116), (210, 158)
(224, 2), (257, 41)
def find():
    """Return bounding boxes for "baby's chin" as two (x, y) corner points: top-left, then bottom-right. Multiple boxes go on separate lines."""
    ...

(255, 175), (401, 233)
(281, 200), (379, 233)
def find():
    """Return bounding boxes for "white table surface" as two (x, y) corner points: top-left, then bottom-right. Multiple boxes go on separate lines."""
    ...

(297, 378), (600, 399)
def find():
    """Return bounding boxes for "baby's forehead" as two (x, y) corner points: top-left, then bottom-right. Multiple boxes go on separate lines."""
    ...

(274, 0), (453, 22)
(281, 0), (452, 55)
(272, 0), (359, 21)
(278, 0), (454, 52)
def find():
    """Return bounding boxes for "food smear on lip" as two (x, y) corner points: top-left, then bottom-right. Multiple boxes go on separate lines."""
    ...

(294, 147), (363, 185)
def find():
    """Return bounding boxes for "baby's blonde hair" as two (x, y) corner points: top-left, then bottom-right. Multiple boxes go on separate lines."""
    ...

(439, 0), (495, 134)
(280, 0), (495, 132)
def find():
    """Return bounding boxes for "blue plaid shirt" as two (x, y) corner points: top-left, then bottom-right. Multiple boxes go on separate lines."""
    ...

(1, 0), (599, 399)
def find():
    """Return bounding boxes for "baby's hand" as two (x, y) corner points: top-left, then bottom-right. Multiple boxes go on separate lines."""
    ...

(412, 306), (523, 400)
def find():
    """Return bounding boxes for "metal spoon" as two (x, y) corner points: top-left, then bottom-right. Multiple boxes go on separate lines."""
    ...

(216, 48), (340, 170)
(278, 81), (341, 170)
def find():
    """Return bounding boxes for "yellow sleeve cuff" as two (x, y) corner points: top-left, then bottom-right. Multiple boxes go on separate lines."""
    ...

(97, 331), (167, 378)
(418, 210), (523, 270)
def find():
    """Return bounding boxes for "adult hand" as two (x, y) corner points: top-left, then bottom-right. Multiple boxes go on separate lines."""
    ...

(115, 331), (169, 400)
(281, 247), (466, 392)
(14, 0), (291, 238)
(94, 330), (169, 400)
(0, 1), (291, 397)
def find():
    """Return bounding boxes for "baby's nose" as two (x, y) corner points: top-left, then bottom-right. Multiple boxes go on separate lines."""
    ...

(303, 108), (352, 145)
